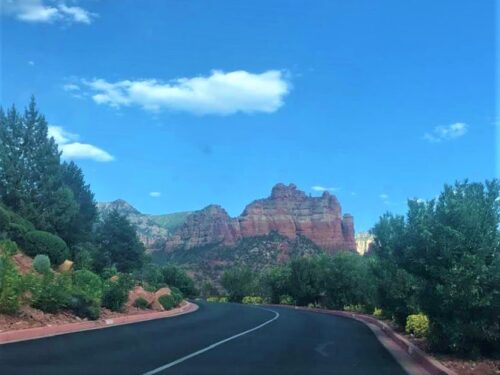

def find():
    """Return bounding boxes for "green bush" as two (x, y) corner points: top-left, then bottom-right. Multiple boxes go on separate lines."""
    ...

(242, 296), (263, 304)
(0, 239), (18, 256)
(206, 296), (219, 302)
(7, 223), (29, 248)
(406, 313), (429, 338)
(218, 296), (228, 303)
(68, 297), (100, 320)
(102, 274), (133, 312)
(344, 304), (366, 313)
(24, 231), (69, 265)
(279, 295), (294, 305)
(70, 269), (103, 319)
(373, 308), (384, 319)
(0, 254), (23, 314)
(32, 273), (72, 313)
(133, 297), (149, 309)
(33, 254), (51, 274)
(158, 295), (178, 310)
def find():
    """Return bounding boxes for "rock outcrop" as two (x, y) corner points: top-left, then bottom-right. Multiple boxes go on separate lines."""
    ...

(162, 183), (356, 253)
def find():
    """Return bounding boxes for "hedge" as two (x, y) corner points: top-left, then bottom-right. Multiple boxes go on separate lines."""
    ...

(23, 230), (69, 265)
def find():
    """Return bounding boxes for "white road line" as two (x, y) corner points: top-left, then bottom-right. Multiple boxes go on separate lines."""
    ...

(142, 307), (280, 375)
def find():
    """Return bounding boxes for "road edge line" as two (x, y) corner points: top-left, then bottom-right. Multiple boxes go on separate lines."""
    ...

(142, 307), (280, 375)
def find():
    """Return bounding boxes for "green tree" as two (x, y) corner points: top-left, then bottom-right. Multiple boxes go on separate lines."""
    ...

(95, 210), (145, 273)
(221, 266), (255, 302)
(60, 161), (97, 245)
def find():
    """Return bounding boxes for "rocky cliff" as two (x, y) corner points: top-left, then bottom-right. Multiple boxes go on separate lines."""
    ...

(161, 183), (356, 253)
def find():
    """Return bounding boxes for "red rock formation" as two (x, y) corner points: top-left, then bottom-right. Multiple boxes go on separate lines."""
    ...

(164, 205), (241, 250)
(163, 183), (356, 253)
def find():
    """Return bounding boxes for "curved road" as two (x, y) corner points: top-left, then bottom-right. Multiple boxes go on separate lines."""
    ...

(0, 302), (407, 374)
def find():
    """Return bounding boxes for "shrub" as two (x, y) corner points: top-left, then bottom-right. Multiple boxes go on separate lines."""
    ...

(158, 295), (178, 310)
(7, 223), (29, 248)
(406, 313), (429, 338)
(0, 239), (18, 256)
(72, 270), (103, 303)
(133, 297), (149, 309)
(102, 274), (133, 312)
(279, 295), (294, 305)
(373, 308), (384, 319)
(206, 296), (219, 302)
(32, 273), (72, 313)
(344, 304), (366, 313)
(24, 231), (69, 265)
(0, 255), (23, 314)
(242, 296), (263, 305)
(68, 297), (100, 320)
(218, 297), (228, 303)
(33, 254), (51, 274)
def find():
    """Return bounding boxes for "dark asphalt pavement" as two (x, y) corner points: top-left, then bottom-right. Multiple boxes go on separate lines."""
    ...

(0, 302), (407, 374)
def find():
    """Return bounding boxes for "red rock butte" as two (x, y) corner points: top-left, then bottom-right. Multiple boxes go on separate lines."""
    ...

(163, 183), (356, 253)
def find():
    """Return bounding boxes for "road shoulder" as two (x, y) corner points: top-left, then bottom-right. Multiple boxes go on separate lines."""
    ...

(0, 302), (198, 345)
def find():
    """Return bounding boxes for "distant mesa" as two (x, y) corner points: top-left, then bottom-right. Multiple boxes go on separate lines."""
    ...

(99, 183), (356, 254)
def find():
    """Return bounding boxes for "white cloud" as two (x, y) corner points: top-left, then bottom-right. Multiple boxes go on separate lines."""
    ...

(63, 83), (80, 92)
(379, 194), (390, 204)
(149, 192), (161, 198)
(48, 125), (114, 162)
(1, 0), (96, 24)
(311, 185), (340, 192)
(424, 122), (468, 143)
(28, 60), (35, 66)
(82, 70), (291, 115)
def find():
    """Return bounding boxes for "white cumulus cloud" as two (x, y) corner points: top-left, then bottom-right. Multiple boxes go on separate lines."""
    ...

(48, 126), (114, 162)
(424, 122), (468, 143)
(149, 192), (161, 198)
(311, 185), (339, 192)
(82, 70), (291, 115)
(1, 0), (97, 24)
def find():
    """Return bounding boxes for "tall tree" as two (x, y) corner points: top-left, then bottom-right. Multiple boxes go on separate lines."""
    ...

(94, 210), (145, 273)
(60, 161), (98, 245)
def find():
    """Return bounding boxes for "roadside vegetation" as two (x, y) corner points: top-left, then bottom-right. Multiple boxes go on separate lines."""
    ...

(0, 99), (194, 322)
(219, 180), (500, 357)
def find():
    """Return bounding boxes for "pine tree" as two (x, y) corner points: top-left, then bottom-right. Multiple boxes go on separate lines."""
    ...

(61, 161), (98, 245)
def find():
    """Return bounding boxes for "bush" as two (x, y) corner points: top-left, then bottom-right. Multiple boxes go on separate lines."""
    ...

(218, 296), (228, 303)
(279, 295), (294, 305)
(133, 297), (149, 309)
(68, 297), (100, 320)
(0, 255), (23, 314)
(24, 231), (69, 265)
(32, 273), (72, 313)
(373, 308), (384, 319)
(0, 239), (18, 256)
(406, 313), (429, 338)
(242, 296), (263, 304)
(344, 304), (366, 313)
(158, 294), (176, 310)
(33, 254), (51, 274)
(206, 296), (219, 303)
(102, 274), (133, 312)
(7, 223), (29, 248)
(72, 270), (102, 303)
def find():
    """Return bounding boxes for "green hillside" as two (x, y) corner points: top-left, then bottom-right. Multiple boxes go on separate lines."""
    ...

(149, 212), (192, 231)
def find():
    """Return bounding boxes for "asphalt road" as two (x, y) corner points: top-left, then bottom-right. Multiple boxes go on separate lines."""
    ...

(0, 302), (407, 375)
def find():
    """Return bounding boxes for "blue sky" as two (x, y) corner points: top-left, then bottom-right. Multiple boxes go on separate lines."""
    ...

(1, 0), (496, 231)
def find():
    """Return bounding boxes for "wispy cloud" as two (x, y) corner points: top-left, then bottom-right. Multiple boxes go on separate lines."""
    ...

(311, 185), (340, 192)
(81, 70), (291, 115)
(424, 122), (468, 143)
(28, 60), (35, 66)
(379, 193), (390, 205)
(149, 192), (161, 198)
(48, 126), (114, 162)
(2, 0), (97, 24)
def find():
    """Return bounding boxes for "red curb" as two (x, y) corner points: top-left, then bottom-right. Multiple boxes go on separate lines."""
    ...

(267, 305), (457, 375)
(0, 302), (199, 345)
